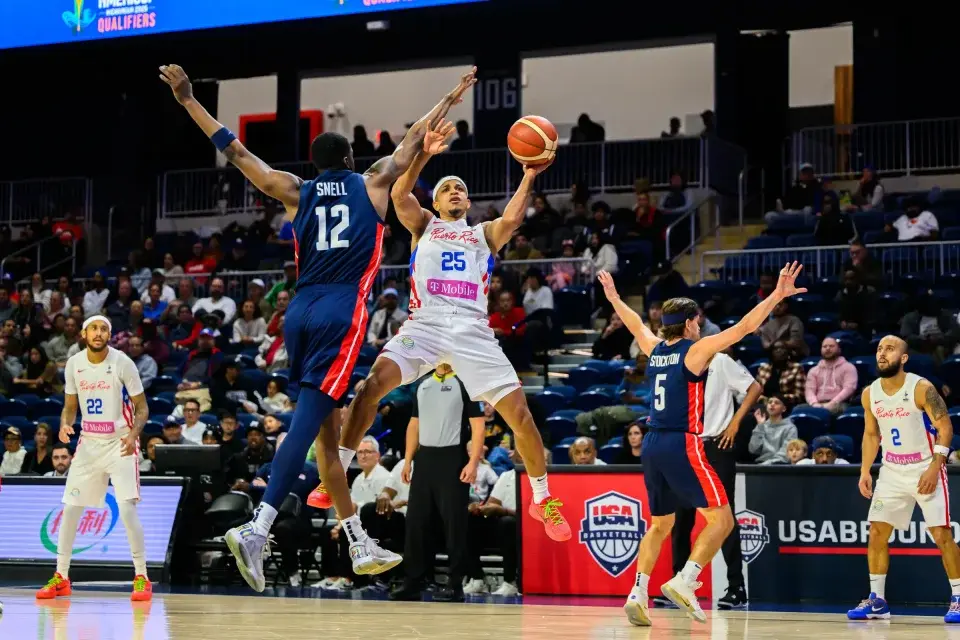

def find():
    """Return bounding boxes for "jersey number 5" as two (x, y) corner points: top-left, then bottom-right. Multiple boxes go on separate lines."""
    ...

(654, 374), (667, 411)
(86, 398), (103, 415)
(315, 204), (350, 251)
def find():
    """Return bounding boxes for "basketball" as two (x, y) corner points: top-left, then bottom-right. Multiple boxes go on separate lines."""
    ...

(507, 115), (558, 166)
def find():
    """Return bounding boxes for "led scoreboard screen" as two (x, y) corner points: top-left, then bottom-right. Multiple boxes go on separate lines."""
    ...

(0, 0), (486, 50)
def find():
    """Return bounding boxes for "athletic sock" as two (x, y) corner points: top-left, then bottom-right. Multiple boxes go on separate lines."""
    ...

(55, 505), (85, 579)
(341, 515), (367, 545)
(251, 503), (278, 537)
(529, 474), (550, 504)
(949, 578), (960, 597)
(634, 573), (650, 590)
(680, 561), (702, 584)
(119, 500), (148, 578)
(262, 386), (336, 510)
(870, 574), (886, 599)
(339, 446), (356, 473)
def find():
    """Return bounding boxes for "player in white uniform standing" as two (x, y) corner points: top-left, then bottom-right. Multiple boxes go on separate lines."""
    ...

(305, 120), (571, 542)
(848, 335), (960, 623)
(35, 315), (153, 602)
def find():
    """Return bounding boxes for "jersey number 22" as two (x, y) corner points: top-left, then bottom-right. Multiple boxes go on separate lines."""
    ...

(315, 205), (350, 251)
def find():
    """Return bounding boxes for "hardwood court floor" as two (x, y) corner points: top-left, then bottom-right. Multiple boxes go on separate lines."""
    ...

(2, 588), (960, 639)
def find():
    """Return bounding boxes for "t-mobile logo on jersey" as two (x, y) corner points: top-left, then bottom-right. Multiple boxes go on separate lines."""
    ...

(429, 227), (480, 244)
(426, 279), (478, 300)
(78, 380), (112, 391)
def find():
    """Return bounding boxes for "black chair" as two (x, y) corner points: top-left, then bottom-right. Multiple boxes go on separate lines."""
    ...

(205, 492), (253, 535)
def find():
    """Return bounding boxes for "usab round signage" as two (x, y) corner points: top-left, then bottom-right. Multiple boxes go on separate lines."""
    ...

(579, 491), (647, 577)
(736, 509), (771, 564)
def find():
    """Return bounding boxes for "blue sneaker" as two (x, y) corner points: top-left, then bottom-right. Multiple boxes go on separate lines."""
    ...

(944, 595), (960, 623)
(847, 593), (890, 620)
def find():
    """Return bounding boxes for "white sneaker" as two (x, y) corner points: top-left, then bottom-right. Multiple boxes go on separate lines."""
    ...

(623, 589), (651, 626)
(661, 573), (706, 623)
(492, 581), (519, 596)
(463, 579), (488, 595)
(313, 577), (340, 589)
(225, 524), (270, 593)
(288, 572), (302, 588)
(350, 537), (402, 576)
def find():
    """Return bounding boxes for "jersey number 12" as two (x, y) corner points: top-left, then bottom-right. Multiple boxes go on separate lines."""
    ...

(315, 205), (350, 251)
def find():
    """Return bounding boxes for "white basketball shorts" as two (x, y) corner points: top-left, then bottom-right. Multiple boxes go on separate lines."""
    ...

(380, 312), (521, 406)
(63, 434), (141, 508)
(868, 463), (951, 530)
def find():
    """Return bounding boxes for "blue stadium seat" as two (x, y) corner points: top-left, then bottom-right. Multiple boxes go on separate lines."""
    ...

(599, 444), (622, 464)
(544, 385), (577, 399)
(745, 236), (785, 250)
(14, 394), (42, 410)
(941, 356), (960, 390)
(806, 313), (839, 339)
(943, 227), (960, 241)
(606, 436), (624, 447)
(799, 357), (821, 373)
(535, 391), (570, 415)
(747, 359), (768, 378)
(811, 277), (840, 300)
(852, 212), (885, 232)
(240, 369), (270, 395)
(789, 293), (823, 321)
(849, 355), (877, 382)
(0, 400), (29, 419)
(766, 216), (809, 237)
(574, 390), (615, 412)
(151, 375), (180, 394)
(786, 233), (816, 248)
(17, 422), (37, 442)
(862, 230), (887, 245)
(833, 410), (866, 441)
(0, 417), (32, 433)
(830, 433), (857, 461)
(236, 412), (257, 428)
(718, 316), (739, 330)
(276, 412), (294, 428)
(904, 353), (936, 380)
(829, 331), (867, 357)
(546, 416), (577, 443)
(143, 421), (165, 437)
(566, 367), (603, 393)
(234, 354), (258, 370)
(148, 397), (174, 417)
(690, 280), (729, 306)
(200, 413), (218, 426)
(789, 409), (830, 444)
(550, 409), (582, 421)
(356, 345), (379, 366)
(551, 444), (571, 465)
(34, 416), (61, 429)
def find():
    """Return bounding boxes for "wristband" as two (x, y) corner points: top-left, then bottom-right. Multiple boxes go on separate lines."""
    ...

(211, 127), (237, 153)
(934, 445), (950, 458)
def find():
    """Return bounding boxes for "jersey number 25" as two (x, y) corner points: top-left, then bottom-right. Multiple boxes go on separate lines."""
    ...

(315, 205), (350, 251)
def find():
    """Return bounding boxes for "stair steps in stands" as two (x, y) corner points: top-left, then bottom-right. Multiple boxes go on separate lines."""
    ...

(672, 223), (765, 282)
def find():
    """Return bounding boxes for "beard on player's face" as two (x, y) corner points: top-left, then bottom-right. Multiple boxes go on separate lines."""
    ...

(876, 359), (902, 378)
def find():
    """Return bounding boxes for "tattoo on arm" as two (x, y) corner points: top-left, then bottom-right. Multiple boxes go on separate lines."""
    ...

(925, 384), (949, 421)
(131, 395), (149, 435)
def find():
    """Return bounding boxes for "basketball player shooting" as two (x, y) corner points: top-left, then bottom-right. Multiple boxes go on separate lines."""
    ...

(847, 335), (960, 623)
(36, 316), (152, 602)
(597, 262), (806, 625)
(306, 120), (571, 542)
(161, 64), (477, 591)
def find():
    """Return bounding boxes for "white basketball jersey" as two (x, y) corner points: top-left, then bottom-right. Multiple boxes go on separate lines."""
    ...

(869, 373), (934, 469)
(409, 218), (492, 318)
(64, 347), (144, 439)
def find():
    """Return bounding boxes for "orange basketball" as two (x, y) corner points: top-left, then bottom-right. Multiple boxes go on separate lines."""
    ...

(507, 115), (558, 166)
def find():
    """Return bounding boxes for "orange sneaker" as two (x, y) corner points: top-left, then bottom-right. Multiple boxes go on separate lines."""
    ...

(307, 483), (333, 509)
(36, 572), (72, 599)
(131, 575), (152, 601)
(529, 497), (572, 542)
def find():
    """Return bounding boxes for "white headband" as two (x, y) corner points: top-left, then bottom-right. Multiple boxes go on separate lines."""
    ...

(82, 315), (112, 333)
(433, 175), (467, 198)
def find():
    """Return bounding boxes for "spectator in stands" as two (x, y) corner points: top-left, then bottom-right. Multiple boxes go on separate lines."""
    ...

(592, 312), (633, 360)
(142, 283), (168, 322)
(247, 278), (273, 319)
(139, 435), (164, 474)
(0, 340), (22, 392)
(13, 346), (60, 397)
(843, 240), (883, 290)
(43, 316), (78, 367)
(257, 316), (289, 373)
(0, 426), (26, 476)
(179, 399), (208, 444)
(125, 335), (157, 392)
(170, 304), (202, 351)
(109, 300), (143, 351)
(756, 341), (807, 408)
(205, 233), (224, 264)
(352, 125), (376, 158)
(210, 359), (256, 414)
(30, 273), (51, 312)
(0, 288), (14, 325)
(489, 290), (527, 368)
(381, 224), (407, 265)
(266, 262), (297, 306)
(505, 232), (542, 261)
(141, 320), (169, 367)
(814, 192), (856, 246)
(227, 421), (275, 489)
(765, 162), (822, 224)
(612, 423), (644, 464)
(570, 437), (605, 465)
(786, 439), (808, 465)
(162, 418), (188, 445)
(376, 130), (396, 157)
(747, 271), (776, 308)
(698, 308), (721, 337)
(267, 290), (292, 334)
(176, 328), (223, 409)
(585, 201), (613, 241)
(801, 337), (858, 414)
(45, 442), (72, 477)
(219, 237), (256, 272)
(797, 435), (849, 465)
(367, 288), (408, 350)
(646, 261), (690, 306)
(193, 278), (237, 325)
(127, 251), (151, 293)
(901, 293), (960, 361)
(261, 378), (293, 415)
(104, 280), (134, 333)
(47, 291), (67, 321)
(582, 232), (618, 277)
(659, 171), (694, 212)
(163, 253), (184, 287)
(167, 279), (199, 320)
(232, 300), (267, 348)
(20, 422), (54, 475)
(847, 166), (884, 212)
(623, 191), (665, 257)
(570, 113), (605, 143)
(521, 268), (553, 315)
(81, 271), (110, 318)
(185, 241), (216, 286)
(219, 412), (245, 460)
(836, 269), (877, 335)
(525, 193), (561, 247)
(450, 120), (474, 151)
(748, 396), (796, 464)
(140, 269), (175, 305)
(547, 240), (577, 291)
(759, 299), (807, 356)
(887, 197), (939, 241)
(661, 117), (682, 138)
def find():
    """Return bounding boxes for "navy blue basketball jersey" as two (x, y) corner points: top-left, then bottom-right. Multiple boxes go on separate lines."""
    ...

(646, 339), (707, 434)
(292, 170), (384, 287)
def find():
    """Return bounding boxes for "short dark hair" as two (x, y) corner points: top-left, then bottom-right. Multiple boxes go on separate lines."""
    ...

(184, 399), (201, 411)
(52, 442), (72, 454)
(311, 132), (351, 171)
(659, 297), (698, 340)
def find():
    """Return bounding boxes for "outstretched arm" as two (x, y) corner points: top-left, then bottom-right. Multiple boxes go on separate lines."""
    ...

(390, 120), (456, 238)
(596, 270), (661, 356)
(484, 160), (554, 253)
(686, 262), (807, 374)
(916, 379), (951, 494)
(160, 65), (302, 216)
(364, 67), (476, 217)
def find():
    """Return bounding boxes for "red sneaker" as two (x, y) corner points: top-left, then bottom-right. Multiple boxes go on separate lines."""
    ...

(529, 497), (572, 542)
(131, 575), (152, 601)
(306, 483), (333, 509)
(36, 573), (71, 599)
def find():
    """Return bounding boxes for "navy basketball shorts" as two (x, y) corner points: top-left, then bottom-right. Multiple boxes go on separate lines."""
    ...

(284, 284), (368, 401)
(642, 429), (728, 516)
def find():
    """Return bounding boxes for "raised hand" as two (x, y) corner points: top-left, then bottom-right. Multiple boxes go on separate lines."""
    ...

(524, 157), (555, 179)
(448, 66), (478, 105)
(159, 65), (193, 105)
(424, 119), (456, 155)
(774, 261), (807, 299)
(597, 270), (621, 302)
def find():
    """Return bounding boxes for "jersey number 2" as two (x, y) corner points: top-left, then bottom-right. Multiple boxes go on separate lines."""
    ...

(315, 204), (350, 251)
(86, 398), (103, 415)
(654, 374), (667, 411)
(891, 428), (901, 446)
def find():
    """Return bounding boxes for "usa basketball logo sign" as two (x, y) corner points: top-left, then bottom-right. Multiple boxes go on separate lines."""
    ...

(737, 509), (770, 564)
(579, 491), (647, 577)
